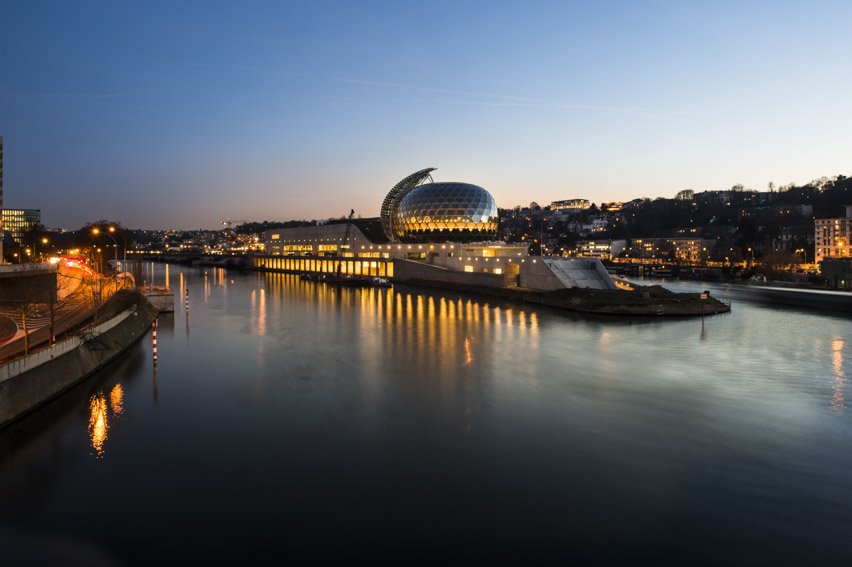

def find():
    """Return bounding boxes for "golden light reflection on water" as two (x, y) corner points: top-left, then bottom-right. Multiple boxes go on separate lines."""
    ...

(261, 273), (541, 379)
(109, 384), (124, 416)
(88, 393), (109, 457)
(259, 288), (266, 335)
(831, 338), (846, 413)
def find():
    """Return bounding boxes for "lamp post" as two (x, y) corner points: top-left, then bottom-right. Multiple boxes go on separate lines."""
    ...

(33, 237), (48, 262)
(93, 228), (118, 289)
(109, 226), (126, 276)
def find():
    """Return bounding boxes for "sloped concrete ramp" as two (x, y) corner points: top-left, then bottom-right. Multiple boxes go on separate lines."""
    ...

(543, 258), (616, 290)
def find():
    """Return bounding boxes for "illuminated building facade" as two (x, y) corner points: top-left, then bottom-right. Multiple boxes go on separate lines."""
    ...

(626, 238), (713, 263)
(393, 182), (498, 242)
(2, 209), (41, 245)
(550, 199), (590, 212)
(379, 169), (498, 243)
(576, 240), (627, 260)
(601, 201), (623, 212)
(256, 168), (616, 291)
(815, 206), (852, 263)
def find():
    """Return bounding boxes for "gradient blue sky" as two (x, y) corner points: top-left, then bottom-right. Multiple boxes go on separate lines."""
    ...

(2, 0), (851, 229)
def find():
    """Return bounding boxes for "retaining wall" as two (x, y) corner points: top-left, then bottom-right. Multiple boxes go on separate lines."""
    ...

(392, 259), (515, 288)
(0, 301), (157, 428)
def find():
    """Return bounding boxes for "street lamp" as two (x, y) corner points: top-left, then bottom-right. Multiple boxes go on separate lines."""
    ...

(109, 226), (127, 275)
(93, 227), (118, 284)
(33, 237), (49, 262)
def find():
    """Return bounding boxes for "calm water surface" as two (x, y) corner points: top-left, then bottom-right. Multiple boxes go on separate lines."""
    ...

(1, 266), (851, 564)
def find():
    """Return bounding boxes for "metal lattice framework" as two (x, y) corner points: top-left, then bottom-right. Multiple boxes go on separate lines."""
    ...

(380, 168), (436, 241)
(394, 182), (499, 242)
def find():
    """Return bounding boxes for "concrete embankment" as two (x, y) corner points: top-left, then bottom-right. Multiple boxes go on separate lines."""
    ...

(0, 293), (157, 428)
(398, 279), (730, 317)
(727, 285), (852, 314)
(525, 286), (730, 316)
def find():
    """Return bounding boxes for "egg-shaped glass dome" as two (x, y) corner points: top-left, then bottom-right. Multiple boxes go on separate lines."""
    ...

(394, 182), (499, 242)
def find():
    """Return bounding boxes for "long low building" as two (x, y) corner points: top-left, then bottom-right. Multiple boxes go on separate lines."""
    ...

(254, 169), (616, 291)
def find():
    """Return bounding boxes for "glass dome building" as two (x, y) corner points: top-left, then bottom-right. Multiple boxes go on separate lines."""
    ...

(392, 182), (499, 243)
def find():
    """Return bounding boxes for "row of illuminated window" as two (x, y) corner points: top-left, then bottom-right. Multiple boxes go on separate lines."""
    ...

(268, 247), (390, 259)
(254, 257), (393, 278)
(463, 265), (503, 274)
(398, 221), (497, 229)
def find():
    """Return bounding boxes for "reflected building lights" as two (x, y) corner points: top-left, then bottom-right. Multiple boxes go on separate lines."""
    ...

(109, 384), (124, 416)
(259, 288), (266, 335)
(259, 272), (541, 385)
(88, 393), (109, 457)
(831, 338), (846, 413)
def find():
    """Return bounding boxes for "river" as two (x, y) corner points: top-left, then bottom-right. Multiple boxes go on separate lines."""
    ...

(1, 266), (851, 564)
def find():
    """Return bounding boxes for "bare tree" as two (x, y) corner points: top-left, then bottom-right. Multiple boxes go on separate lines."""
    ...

(0, 264), (57, 355)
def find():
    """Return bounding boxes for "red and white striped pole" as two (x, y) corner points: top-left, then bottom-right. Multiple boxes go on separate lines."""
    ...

(152, 319), (158, 365)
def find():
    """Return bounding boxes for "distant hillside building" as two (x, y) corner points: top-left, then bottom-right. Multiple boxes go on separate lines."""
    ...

(815, 206), (852, 263)
(624, 238), (714, 263)
(550, 199), (590, 212)
(2, 209), (41, 245)
(575, 239), (627, 260)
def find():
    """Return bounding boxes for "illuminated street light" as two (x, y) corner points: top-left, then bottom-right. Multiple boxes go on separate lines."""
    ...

(93, 227), (119, 280)
(109, 226), (127, 275)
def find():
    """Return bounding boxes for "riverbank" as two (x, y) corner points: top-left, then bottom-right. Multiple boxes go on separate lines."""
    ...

(144, 257), (730, 316)
(400, 278), (730, 316)
(0, 291), (157, 428)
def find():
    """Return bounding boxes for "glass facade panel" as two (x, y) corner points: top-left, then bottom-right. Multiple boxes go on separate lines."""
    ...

(394, 182), (498, 243)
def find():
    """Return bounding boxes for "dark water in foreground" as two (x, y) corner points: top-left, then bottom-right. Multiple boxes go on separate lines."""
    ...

(2, 267), (851, 564)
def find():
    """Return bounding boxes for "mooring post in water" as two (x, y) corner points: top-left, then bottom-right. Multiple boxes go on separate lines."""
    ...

(152, 319), (158, 365)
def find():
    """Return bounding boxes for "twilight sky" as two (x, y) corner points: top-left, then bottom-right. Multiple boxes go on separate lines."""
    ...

(2, 0), (851, 229)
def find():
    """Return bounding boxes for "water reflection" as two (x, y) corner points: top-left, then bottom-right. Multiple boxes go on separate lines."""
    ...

(153, 367), (159, 404)
(261, 273), (541, 375)
(109, 384), (124, 416)
(7, 265), (852, 564)
(88, 393), (109, 457)
(88, 384), (125, 457)
(831, 338), (846, 413)
(250, 288), (268, 336)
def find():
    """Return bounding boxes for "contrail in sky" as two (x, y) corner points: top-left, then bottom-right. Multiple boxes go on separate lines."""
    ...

(184, 62), (734, 118)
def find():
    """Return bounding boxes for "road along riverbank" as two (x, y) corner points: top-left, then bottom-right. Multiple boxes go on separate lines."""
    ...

(0, 291), (157, 428)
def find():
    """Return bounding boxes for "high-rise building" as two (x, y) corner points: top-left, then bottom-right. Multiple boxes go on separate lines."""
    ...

(1, 136), (4, 262)
(0, 135), (4, 210)
(1, 209), (41, 245)
(815, 206), (852, 263)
